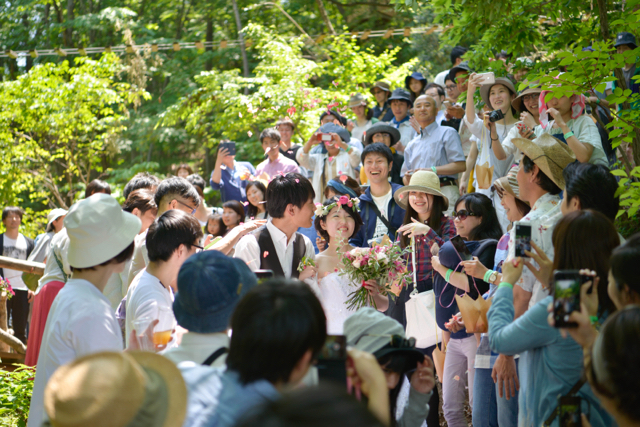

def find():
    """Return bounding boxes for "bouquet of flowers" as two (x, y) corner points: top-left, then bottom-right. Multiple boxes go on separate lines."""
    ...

(0, 276), (14, 300)
(340, 239), (411, 310)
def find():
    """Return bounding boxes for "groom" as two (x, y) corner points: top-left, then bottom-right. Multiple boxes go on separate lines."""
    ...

(235, 173), (316, 278)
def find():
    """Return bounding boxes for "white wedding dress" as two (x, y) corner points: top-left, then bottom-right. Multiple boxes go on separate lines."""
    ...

(305, 272), (360, 335)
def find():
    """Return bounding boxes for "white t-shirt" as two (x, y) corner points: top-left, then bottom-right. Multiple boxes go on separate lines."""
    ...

(125, 269), (176, 349)
(370, 190), (393, 244)
(28, 279), (123, 427)
(3, 234), (28, 290)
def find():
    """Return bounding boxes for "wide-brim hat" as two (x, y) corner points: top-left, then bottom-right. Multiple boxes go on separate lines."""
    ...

(44, 351), (187, 427)
(364, 123), (401, 146)
(448, 61), (472, 82)
(404, 72), (427, 90)
(47, 208), (68, 227)
(318, 123), (351, 144)
(394, 170), (449, 210)
(344, 307), (424, 369)
(370, 81), (391, 95)
(494, 165), (528, 204)
(173, 250), (257, 333)
(615, 31), (637, 48)
(512, 134), (576, 189)
(275, 117), (296, 131)
(348, 93), (367, 108)
(320, 110), (348, 127)
(511, 86), (541, 112)
(64, 193), (141, 268)
(388, 88), (413, 107)
(480, 77), (517, 109)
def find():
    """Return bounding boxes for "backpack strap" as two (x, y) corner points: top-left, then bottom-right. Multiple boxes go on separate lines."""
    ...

(202, 347), (228, 366)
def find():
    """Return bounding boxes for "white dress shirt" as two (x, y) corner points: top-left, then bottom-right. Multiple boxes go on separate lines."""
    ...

(234, 220), (315, 278)
(28, 279), (123, 427)
(162, 332), (230, 367)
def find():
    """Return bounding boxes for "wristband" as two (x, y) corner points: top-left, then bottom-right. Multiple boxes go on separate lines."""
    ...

(346, 145), (352, 153)
(431, 166), (437, 174)
(445, 269), (453, 283)
(595, 98), (601, 104)
(590, 315), (599, 325)
(483, 270), (494, 283)
(498, 282), (513, 290)
(564, 131), (575, 139)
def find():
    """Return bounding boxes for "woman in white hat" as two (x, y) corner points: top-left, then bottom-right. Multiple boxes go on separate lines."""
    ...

(28, 193), (141, 427)
(349, 93), (378, 142)
(27, 208), (67, 264)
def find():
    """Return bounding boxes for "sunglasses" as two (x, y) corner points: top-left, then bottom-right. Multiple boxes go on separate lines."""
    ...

(452, 210), (477, 221)
(354, 333), (417, 349)
(175, 199), (197, 215)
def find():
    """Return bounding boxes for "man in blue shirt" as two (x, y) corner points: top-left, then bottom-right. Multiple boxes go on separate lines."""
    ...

(209, 141), (256, 204)
(180, 280), (327, 427)
(401, 95), (466, 215)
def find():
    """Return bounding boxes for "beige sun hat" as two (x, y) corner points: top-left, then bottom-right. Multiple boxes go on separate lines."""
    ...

(348, 93), (367, 108)
(494, 165), (529, 205)
(394, 170), (449, 210)
(64, 193), (141, 268)
(480, 76), (517, 109)
(511, 84), (541, 112)
(512, 133), (576, 189)
(44, 351), (187, 427)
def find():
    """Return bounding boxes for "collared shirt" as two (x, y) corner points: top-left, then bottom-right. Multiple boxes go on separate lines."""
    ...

(296, 148), (361, 204)
(162, 331), (229, 366)
(255, 154), (301, 179)
(388, 116), (417, 146)
(436, 109), (446, 125)
(28, 279), (123, 427)
(508, 192), (561, 308)
(180, 366), (280, 427)
(210, 160), (256, 204)
(401, 121), (466, 179)
(234, 220), (315, 277)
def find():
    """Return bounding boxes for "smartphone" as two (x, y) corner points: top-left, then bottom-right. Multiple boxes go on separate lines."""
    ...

(553, 270), (582, 328)
(558, 396), (583, 427)
(219, 141), (236, 156)
(514, 224), (532, 258)
(476, 72), (495, 84)
(450, 235), (473, 262)
(443, 100), (454, 108)
(254, 269), (274, 282)
(316, 335), (347, 384)
(316, 133), (333, 142)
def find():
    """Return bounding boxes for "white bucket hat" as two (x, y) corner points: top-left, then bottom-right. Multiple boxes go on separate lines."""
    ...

(47, 208), (68, 228)
(64, 193), (141, 268)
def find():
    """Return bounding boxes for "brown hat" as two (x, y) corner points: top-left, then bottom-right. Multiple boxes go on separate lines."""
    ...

(511, 86), (542, 113)
(44, 351), (187, 427)
(512, 133), (576, 189)
(494, 165), (529, 205)
(480, 77), (517, 110)
(275, 117), (296, 131)
(370, 81), (391, 95)
(348, 93), (368, 108)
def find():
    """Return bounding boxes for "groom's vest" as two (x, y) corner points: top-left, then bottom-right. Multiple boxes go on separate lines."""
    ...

(251, 226), (306, 279)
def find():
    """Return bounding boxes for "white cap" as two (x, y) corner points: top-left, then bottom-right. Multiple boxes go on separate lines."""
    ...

(47, 208), (68, 227)
(64, 194), (141, 268)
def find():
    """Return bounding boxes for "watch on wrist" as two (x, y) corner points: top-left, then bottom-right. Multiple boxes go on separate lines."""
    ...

(488, 270), (498, 284)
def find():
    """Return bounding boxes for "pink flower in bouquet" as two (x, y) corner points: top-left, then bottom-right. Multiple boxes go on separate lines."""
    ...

(7, 284), (14, 296)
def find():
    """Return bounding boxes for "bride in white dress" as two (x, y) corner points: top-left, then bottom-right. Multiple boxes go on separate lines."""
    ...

(300, 196), (389, 334)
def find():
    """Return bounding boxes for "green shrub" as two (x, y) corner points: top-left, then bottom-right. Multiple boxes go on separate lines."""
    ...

(0, 365), (35, 427)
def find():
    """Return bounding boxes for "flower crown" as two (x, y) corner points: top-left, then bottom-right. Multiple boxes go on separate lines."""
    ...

(315, 195), (361, 217)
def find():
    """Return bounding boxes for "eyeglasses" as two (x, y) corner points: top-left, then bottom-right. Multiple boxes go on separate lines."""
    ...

(175, 199), (197, 215)
(522, 94), (538, 102)
(445, 84), (457, 91)
(452, 210), (477, 221)
(192, 243), (204, 253)
(354, 333), (416, 349)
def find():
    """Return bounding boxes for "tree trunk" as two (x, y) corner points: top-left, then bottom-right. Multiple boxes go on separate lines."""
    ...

(0, 295), (9, 353)
(175, 0), (187, 40)
(205, 14), (213, 71)
(65, 0), (74, 47)
(231, 0), (249, 95)
(315, 0), (336, 35)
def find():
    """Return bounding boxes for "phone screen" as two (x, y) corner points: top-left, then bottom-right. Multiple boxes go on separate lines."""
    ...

(219, 141), (236, 156)
(514, 224), (532, 258)
(254, 269), (274, 282)
(558, 396), (582, 427)
(316, 335), (347, 384)
(553, 270), (581, 328)
(450, 235), (473, 262)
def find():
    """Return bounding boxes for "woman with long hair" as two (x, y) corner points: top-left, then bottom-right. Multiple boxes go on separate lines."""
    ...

(245, 180), (268, 221)
(222, 200), (245, 234)
(489, 210), (618, 427)
(431, 192), (502, 427)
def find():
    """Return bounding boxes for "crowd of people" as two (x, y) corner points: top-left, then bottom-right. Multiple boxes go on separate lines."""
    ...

(0, 36), (639, 427)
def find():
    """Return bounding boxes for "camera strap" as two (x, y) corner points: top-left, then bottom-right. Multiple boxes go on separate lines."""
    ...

(543, 374), (587, 426)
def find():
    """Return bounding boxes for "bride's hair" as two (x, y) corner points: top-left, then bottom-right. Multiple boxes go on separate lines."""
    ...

(314, 197), (363, 243)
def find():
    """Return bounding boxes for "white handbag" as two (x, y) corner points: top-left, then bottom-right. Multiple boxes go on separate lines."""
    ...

(405, 237), (444, 348)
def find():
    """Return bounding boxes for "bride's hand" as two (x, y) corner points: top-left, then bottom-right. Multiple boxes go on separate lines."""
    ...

(397, 218), (431, 239)
(298, 265), (318, 281)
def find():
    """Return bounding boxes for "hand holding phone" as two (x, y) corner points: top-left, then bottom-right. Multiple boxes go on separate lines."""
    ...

(514, 224), (532, 258)
(316, 335), (347, 384)
(219, 141), (236, 156)
(476, 72), (495, 85)
(553, 270), (582, 328)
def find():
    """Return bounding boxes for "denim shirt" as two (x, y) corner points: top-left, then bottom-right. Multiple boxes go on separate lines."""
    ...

(180, 364), (280, 427)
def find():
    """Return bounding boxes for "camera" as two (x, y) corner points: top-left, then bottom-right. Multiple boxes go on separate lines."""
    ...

(488, 109), (505, 123)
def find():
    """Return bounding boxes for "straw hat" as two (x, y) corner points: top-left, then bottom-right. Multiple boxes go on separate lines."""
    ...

(494, 165), (529, 205)
(348, 93), (367, 108)
(480, 77), (517, 109)
(511, 86), (541, 112)
(394, 170), (449, 210)
(512, 133), (576, 189)
(44, 351), (187, 427)
(64, 193), (141, 268)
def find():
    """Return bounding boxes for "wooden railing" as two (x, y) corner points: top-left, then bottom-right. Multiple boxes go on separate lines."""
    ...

(0, 256), (45, 276)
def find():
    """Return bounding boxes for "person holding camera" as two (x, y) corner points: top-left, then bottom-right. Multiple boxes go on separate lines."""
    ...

(460, 75), (519, 231)
(297, 123), (361, 204)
